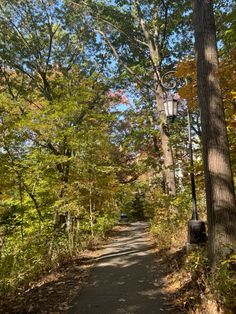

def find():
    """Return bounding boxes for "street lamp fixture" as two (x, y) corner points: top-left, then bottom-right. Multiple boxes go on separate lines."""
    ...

(163, 92), (178, 123)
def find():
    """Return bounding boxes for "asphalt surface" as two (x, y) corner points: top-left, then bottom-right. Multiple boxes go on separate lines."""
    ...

(68, 222), (175, 314)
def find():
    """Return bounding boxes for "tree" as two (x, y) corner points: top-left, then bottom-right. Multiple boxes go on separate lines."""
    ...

(0, 1), (130, 289)
(70, 0), (185, 195)
(192, 0), (236, 266)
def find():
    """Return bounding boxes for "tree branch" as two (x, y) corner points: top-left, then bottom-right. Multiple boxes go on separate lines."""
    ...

(96, 29), (156, 93)
(159, 0), (169, 64)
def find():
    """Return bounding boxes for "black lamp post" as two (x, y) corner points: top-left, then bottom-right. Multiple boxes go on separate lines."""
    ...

(164, 95), (206, 245)
(186, 105), (206, 245)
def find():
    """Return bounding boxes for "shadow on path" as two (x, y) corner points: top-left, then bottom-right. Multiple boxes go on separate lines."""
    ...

(0, 223), (185, 314)
(68, 222), (180, 314)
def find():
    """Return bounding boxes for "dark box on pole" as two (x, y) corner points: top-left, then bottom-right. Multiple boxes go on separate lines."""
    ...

(188, 220), (207, 244)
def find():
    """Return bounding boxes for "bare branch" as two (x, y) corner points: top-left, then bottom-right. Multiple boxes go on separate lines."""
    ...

(133, 0), (162, 85)
(96, 29), (156, 94)
(159, 0), (169, 64)
(0, 67), (15, 99)
(3, 144), (43, 220)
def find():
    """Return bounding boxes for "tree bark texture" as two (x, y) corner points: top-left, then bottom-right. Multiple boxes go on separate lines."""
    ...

(156, 85), (176, 196)
(192, 0), (236, 266)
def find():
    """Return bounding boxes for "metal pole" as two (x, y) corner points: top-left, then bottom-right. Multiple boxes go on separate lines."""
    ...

(187, 110), (198, 220)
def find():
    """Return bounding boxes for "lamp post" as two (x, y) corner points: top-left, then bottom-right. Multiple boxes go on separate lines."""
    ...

(163, 95), (206, 245)
(186, 106), (206, 245)
(187, 109), (198, 221)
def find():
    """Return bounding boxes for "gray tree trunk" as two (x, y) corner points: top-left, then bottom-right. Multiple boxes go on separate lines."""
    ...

(134, 0), (176, 196)
(192, 0), (236, 266)
(156, 86), (176, 196)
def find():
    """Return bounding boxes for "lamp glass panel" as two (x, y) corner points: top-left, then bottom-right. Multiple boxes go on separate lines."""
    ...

(173, 100), (178, 116)
(164, 99), (174, 117)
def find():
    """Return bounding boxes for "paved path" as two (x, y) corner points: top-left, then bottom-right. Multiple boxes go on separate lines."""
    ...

(69, 222), (174, 314)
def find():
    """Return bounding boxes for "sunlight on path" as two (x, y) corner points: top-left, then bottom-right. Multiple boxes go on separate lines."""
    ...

(69, 222), (175, 314)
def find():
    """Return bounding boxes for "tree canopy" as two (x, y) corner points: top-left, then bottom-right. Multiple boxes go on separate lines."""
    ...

(0, 1), (235, 310)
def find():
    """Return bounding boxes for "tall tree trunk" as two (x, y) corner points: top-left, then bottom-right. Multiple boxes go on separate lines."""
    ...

(134, 0), (176, 196)
(192, 0), (236, 266)
(66, 211), (74, 255)
(152, 135), (168, 193)
(89, 186), (94, 237)
(156, 86), (176, 196)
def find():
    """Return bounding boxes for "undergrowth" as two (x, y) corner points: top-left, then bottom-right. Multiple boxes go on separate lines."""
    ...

(150, 190), (236, 314)
(0, 215), (118, 294)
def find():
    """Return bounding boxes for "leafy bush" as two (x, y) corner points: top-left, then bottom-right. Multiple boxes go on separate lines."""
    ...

(94, 214), (118, 237)
(0, 233), (50, 292)
(212, 253), (236, 311)
(150, 190), (192, 248)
